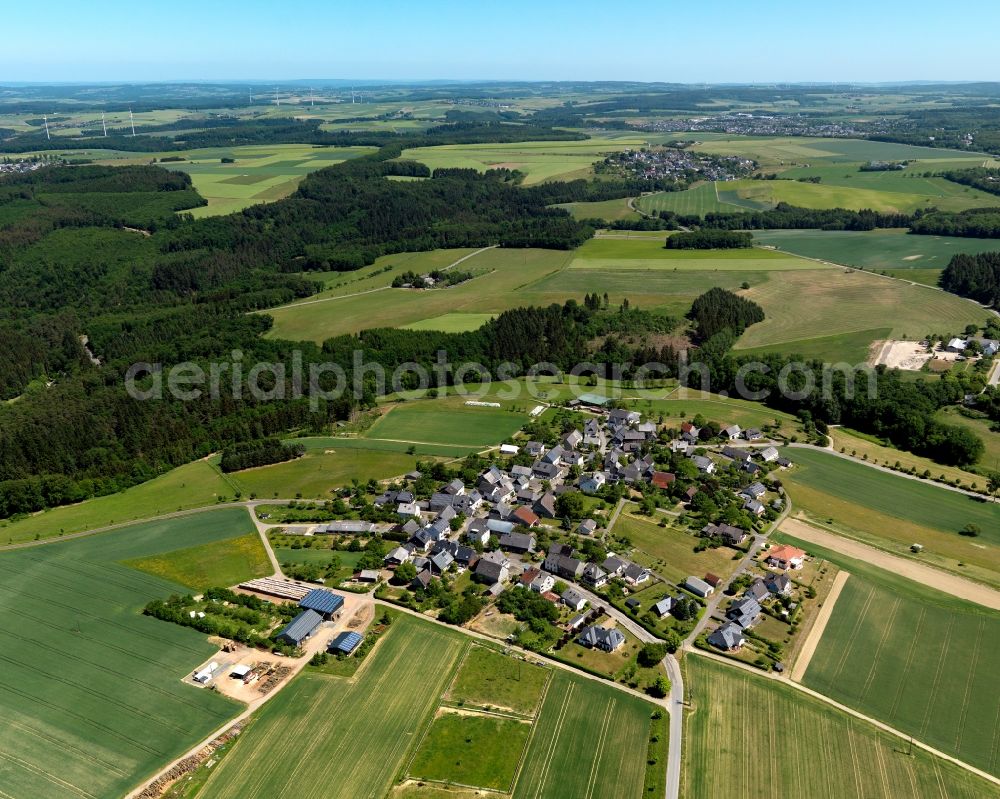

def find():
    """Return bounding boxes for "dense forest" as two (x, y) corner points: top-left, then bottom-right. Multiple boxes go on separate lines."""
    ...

(909, 207), (1000, 237)
(219, 438), (305, 473)
(939, 251), (1000, 306)
(691, 203), (915, 232)
(687, 288), (765, 340)
(666, 230), (753, 249)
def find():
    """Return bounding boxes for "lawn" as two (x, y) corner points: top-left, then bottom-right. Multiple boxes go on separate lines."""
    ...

(801, 573), (1000, 776)
(615, 512), (742, 586)
(554, 197), (640, 222)
(290, 435), (475, 458)
(0, 459), (235, 545)
(623, 389), (800, 437)
(195, 616), (466, 799)
(407, 712), (531, 791)
(365, 396), (530, 449)
(445, 645), (550, 716)
(223, 447), (421, 499)
(401, 312), (496, 332)
(734, 267), (990, 361)
(123, 529), (270, 590)
(0, 510), (250, 799)
(736, 327), (891, 365)
(780, 447), (1000, 584)
(754, 228), (1000, 274)
(684, 654), (998, 798)
(511, 670), (653, 799)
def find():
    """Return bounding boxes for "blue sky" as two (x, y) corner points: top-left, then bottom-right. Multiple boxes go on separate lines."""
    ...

(3, 0), (998, 83)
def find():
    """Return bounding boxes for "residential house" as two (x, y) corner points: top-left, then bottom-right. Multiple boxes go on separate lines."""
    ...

(702, 522), (748, 547)
(577, 519), (598, 536)
(534, 492), (558, 519)
(680, 422), (700, 443)
(623, 563), (650, 586)
(442, 478), (466, 496)
(499, 531), (536, 554)
(651, 471), (676, 490)
(579, 471), (607, 494)
(708, 622), (745, 651)
(764, 572), (792, 596)
(759, 446), (780, 463)
(474, 551), (511, 584)
(743, 498), (765, 516)
(726, 596), (762, 628)
(744, 428), (764, 441)
(383, 546), (411, 567)
(653, 597), (675, 618)
(466, 519), (490, 546)
(563, 430), (584, 450)
(723, 424), (742, 440)
(601, 554), (628, 578)
(561, 588), (588, 612)
(746, 579), (770, 603)
(690, 455), (716, 474)
(524, 441), (545, 458)
(530, 572), (556, 594)
(430, 550), (455, 574)
(581, 562), (608, 588)
(741, 482), (767, 500)
(766, 544), (806, 570)
(722, 446), (752, 464)
(397, 501), (421, 519)
(410, 570), (433, 591)
(577, 625), (626, 652)
(511, 505), (540, 528)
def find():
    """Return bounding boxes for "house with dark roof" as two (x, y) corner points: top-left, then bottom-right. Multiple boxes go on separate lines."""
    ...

(577, 519), (598, 536)
(534, 492), (558, 518)
(582, 562), (607, 588)
(276, 609), (323, 646)
(299, 589), (344, 619)
(474, 551), (511, 584)
(764, 572), (792, 596)
(499, 531), (536, 554)
(623, 563), (650, 586)
(726, 596), (762, 628)
(708, 622), (745, 651)
(466, 518), (490, 546)
(653, 597), (675, 618)
(690, 455), (716, 474)
(578, 625), (626, 652)
(701, 522), (748, 547)
(743, 498), (766, 516)
(746, 579), (770, 603)
(561, 588), (588, 612)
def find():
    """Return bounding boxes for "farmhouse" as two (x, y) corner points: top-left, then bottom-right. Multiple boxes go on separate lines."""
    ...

(276, 609), (323, 646)
(578, 625), (626, 652)
(766, 544), (806, 570)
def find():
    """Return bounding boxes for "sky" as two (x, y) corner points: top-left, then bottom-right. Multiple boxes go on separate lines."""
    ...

(3, 0), (998, 84)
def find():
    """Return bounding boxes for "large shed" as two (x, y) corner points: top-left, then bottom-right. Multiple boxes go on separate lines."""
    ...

(328, 631), (364, 655)
(276, 609), (323, 646)
(299, 589), (345, 619)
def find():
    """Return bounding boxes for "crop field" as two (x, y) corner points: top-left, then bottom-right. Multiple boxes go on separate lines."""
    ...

(0, 459), (235, 545)
(123, 530), (271, 590)
(737, 327), (891, 364)
(399, 137), (648, 184)
(365, 396), (530, 448)
(635, 182), (746, 216)
(800, 573), (1000, 775)
(0, 510), (252, 799)
(684, 654), (999, 798)
(195, 616), (466, 799)
(222, 446), (421, 499)
(776, 163), (1000, 202)
(445, 645), (550, 716)
(734, 267), (990, 361)
(510, 671), (653, 799)
(780, 447), (1000, 584)
(754, 228), (1000, 274)
(615, 511), (742, 586)
(88, 144), (376, 216)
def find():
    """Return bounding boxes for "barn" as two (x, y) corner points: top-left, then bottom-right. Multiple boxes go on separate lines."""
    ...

(276, 609), (323, 646)
(299, 589), (345, 619)
(328, 631), (364, 655)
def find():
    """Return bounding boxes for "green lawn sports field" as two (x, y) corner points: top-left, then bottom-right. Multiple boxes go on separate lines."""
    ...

(684, 655), (999, 798)
(0, 510), (252, 799)
(195, 616), (466, 799)
(800, 574), (1000, 775)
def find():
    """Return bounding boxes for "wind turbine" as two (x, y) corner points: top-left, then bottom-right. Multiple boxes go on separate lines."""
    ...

(351, 87), (356, 104)
(128, 107), (136, 137)
(274, 86), (280, 106)
(101, 111), (107, 137)
(43, 114), (50, 140)
(249, 86), (253, 104)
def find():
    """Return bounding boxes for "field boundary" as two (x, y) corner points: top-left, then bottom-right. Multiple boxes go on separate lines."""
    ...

(791, 570), (850, 681)
(779, 517), (1000, 610)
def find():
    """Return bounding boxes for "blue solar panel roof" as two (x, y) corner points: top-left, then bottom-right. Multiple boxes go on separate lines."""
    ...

(328, 631), (363, 654)
(299, 589), (344, 615)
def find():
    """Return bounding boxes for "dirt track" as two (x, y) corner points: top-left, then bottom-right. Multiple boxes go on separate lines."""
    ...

(791, 570), (849, 682)
(779, 518), (1000, 611)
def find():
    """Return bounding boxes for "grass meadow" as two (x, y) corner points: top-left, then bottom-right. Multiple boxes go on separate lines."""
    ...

(123, 530), (271, 590)
(684, 654), (999, 798)
(444, 644), (550, 716)
(801, 572), (1000, 776)
(0, 459), (236, 545)
(636, 182), (745, 216)
(0, 510), (252, 799)
(780, 447), (1000, 587)
(364, 395), (530, 449)
(554, 197), (641, 221)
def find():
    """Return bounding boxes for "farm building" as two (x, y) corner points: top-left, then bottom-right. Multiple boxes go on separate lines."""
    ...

(328, 631), (364, 655)
(276, 609), (323, 646)
(683, 576), (714, 598)
(230, 664), (252, 680)
(314, 521), (377, 534)
(299, 589), (344, 619)
(193, 661), (219, 684)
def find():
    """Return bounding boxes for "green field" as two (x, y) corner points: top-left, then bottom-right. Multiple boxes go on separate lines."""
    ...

(802, 573), (1000, 775)
(90, 144), (376, 216)
(553, 197), (641, 221)
(401, 312), (496, 332)
(511, 670), (653, 799)
(223, 446), (422, 499)
(737, 327), (891, 364)
(622, 389), (800, 436)
(399, 137), (648, 185)
(196, 616), (466, 799)
(0, 510), (252, 799)
(0, 459), (235, 545)
(684, 654), (998, 798)
(754, 229), (1000, 275)
(364, 396), (530, 448)
(781, 447), (1000, 585)
(569, 236), (823, 271)
(734, 266), (990, 360)
(123, 530), (270, 590)
(445, 645), (550, 716)
(636, 182), (746, 216)
(408, 712), (531, 791)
